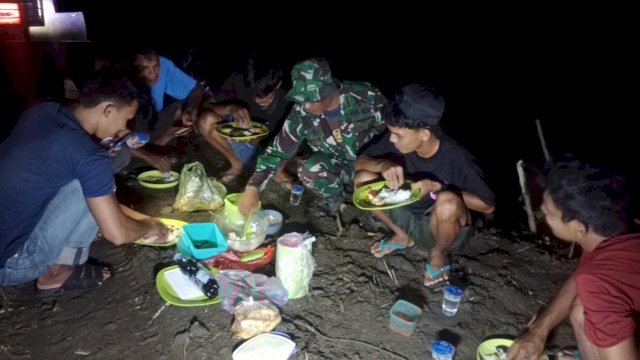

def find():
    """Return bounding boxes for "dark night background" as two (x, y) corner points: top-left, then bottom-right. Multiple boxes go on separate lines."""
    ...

(2, 2), (638, 229)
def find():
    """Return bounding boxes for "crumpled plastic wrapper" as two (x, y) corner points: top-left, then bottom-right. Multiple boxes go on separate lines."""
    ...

(173, 161), (226, 212)
(231, 297), (282, 339)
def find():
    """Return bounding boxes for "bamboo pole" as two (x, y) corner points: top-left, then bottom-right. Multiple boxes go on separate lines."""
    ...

(536, 119), (552, 165)
(517, 160), (537, 234)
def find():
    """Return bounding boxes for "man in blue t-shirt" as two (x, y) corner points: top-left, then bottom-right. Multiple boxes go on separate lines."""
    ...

(355, 84), (495, 288)
(130, 48), (205, 172)
(0, 73), (170, 296)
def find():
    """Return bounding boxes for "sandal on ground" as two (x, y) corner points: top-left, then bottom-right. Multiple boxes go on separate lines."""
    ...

(424, 262), (451, 288)
(557, 348), (582, 360)
(36, 260), (112, 298)
(217, 171), (242, 185)
(371, 237), (415, 258)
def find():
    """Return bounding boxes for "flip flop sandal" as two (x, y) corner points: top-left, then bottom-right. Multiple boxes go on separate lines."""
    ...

(424, 262), (451, 288)
(217, 172), (242, 185)
(371, 237), (414, 258)
(36, 260), (112, 298)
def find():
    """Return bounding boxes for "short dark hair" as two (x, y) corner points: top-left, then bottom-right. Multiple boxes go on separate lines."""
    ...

(133, 48), (158, 62)
(541, 158), (631, 237)
(79, 69), (138, 108)
(244, 55), (282, 99)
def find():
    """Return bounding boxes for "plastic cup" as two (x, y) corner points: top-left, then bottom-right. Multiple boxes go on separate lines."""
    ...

(290, 185), (304, 206)
(442, 285), (464, 317)
(431, 340), (455, 360)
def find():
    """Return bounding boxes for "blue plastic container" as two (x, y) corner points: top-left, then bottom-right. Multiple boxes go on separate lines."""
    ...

(389, 299), (422, 336)
(177, 222), (227, 260)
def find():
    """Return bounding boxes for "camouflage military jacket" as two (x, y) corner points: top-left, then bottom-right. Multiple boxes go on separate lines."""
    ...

(248, 81), (388, 191)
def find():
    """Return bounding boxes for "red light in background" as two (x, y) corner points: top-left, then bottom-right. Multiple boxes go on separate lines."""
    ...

(0, 3), (21, 25)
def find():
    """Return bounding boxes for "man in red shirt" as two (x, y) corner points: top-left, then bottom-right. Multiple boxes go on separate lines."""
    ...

(507, 160), (640, 360)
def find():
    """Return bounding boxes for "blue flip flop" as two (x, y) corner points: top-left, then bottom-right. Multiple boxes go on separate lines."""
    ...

(425, 263), (451, 277)
(371, 237), (412, 257)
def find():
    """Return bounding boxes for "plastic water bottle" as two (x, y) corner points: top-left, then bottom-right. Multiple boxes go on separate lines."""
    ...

(431, 340), (455, 360)
(107, 131), (149, 154)
(173, 253), (219, 298)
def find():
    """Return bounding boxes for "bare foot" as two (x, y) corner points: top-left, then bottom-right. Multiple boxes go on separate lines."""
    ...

(273, 170), (294, 191)
(370, 234), (415, 258)
(424, 250), (449, 287)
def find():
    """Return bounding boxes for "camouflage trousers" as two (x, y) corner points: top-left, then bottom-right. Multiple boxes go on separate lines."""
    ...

(297, 152), (354, 197)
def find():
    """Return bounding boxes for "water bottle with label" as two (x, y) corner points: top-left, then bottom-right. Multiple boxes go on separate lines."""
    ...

(173, 253), (219, 298)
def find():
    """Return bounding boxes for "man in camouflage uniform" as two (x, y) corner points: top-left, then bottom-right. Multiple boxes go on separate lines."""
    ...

(238, 58), (388, 216)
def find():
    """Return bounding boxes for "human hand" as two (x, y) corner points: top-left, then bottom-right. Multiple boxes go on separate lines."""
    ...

(506, 331), (546, 360)
(145, 153), (173, 173)
(413, 179), (442, 199)
(238, 186), (260, 218)
(229, 105), (251, 127)
(380, 161), (404, 189)
(140, 219), (170, 244)
(181, 109), (196, 127)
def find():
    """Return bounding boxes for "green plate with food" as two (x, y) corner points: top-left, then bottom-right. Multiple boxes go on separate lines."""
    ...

(137, 170), (180, 189)
(216, 121), (269, 140)
(353, 180), (421, 210)
(135, 218), (187, 247)
(155, 265), (221, 306)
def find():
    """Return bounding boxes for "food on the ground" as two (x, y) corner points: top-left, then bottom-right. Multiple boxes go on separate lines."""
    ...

(139, 224), (181, 244)
(140, 174), (178, 184)
(364, 186), (412, 206)
(217, 124), (267, 137)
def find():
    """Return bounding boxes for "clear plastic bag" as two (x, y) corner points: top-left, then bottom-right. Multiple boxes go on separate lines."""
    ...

(231, 297), (282, 339)
(173, 161), (226, 212)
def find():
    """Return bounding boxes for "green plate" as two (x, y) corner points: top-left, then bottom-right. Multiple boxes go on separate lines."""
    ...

(476, 338), (549, 360)
(353, 180), (420, 210)
(137, 170), (180, 189)
(155, 265), (221, 306)
(135, 218), (187, 247)
(216, 121), (269, 140)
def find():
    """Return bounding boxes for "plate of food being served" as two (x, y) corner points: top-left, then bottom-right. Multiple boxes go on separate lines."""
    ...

(353, 180), (421, 210)
(135, 218), (187, 247)
(216, 121), (269, 140)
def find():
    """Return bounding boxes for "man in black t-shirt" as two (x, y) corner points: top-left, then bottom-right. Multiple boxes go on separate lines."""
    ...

(355, 84), (495, 287)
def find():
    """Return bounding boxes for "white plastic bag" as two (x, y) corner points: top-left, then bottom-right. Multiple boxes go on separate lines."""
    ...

(275, 232), (316, 299)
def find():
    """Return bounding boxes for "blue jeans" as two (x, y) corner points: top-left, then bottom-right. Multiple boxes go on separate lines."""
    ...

(0, 180), (99, 285)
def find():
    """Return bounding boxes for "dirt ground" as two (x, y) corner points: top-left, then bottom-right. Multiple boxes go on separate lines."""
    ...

(0, 135), (577, 360)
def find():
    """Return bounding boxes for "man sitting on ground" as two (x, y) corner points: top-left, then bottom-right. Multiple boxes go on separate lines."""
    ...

(0, 71), (169, 296)
(130, 48), (205, 171)
(354, 84), (495, 287)
(198, 55), (294, 186)
(238, 58), (388, 217)
(507, 160), (640, 360)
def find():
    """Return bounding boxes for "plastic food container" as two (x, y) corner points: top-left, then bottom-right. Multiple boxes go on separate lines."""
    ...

(261, 209), (283, 235)
(177, 222), (227, 260)
(389, 299), (422, 336)
(213, 198), (268, 252)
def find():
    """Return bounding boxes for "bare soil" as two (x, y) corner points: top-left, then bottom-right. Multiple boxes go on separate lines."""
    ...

(0, 136), (577, 360)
